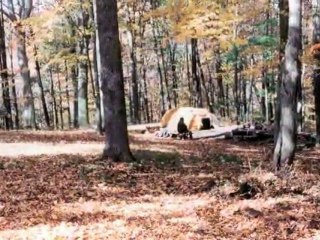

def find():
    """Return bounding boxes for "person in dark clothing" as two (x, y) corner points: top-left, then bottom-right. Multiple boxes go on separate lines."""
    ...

(177, 117), (192, 139)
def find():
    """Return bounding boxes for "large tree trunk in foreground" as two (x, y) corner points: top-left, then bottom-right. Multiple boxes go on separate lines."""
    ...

(313, 0), (320, 145)
(95, 0), (134, 162)
(273, 0), (301, 170)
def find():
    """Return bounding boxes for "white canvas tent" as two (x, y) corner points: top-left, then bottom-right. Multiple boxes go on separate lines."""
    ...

(160, 107), (220, 133)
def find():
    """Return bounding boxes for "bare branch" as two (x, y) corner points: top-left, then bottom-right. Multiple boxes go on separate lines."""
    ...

(24, 0), (33, 18)
(0, 1), (16, 21)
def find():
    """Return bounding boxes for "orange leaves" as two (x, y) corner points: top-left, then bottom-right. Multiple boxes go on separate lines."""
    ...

(310, 43), (320, 55)
(0, 131), (319, 238)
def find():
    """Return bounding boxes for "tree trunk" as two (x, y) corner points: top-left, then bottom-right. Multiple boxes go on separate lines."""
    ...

(196, 45), (211, 112)
(273, 0), (301, 170)
(226, 83), (230, 118)
(160, 44), (172, 110)
(275, 0), (289, 144)
(142, 66), (150, 122)
(90, 0), (102, 133)
(247, 54), (255, 122)
(92, 1), (104, 131)
(71, 66), (79, 128)
(262, 68), (268, 122)
(234, 60), (240, 119)
(49, 69), (59, 129)
(77, 56), (89, 127)
(129, 35), (140, 124)
(95, 0), (134, 162)
(8, 33), (19, 129)
(151, 19), (165, 115)
(216, 51), (225, 117)
(57, 68), (64, 129)
(34, 46), (50, 128)
(169, 42), (178, 107)
(207, 63), (215, 113)
(191, 38), (202, 107)
(241, 73), (247, 121)
(92, 34), (103, 133)
(0, 7), (12, 130)
(186, 41), (192, 106)
(64, 61), (72, 129)
(313, 0), (320, 144)
(15, 26), (36, 129)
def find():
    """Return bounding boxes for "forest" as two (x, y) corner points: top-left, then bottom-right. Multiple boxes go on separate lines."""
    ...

(0, 0), (319, 239)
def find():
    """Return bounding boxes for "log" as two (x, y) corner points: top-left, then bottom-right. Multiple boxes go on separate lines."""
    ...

(128, 123), (160, 133)
(232, 127), (273, 140)
(168, 125), (239, 140)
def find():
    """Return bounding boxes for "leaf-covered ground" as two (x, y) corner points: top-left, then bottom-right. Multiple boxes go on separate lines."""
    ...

(0, 130), (319, 239)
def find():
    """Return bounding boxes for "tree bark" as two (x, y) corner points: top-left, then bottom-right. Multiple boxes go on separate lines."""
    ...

(169, 42), (178, 107)
(76, 1), (90, 128)
(142, 66), (150, 122)
(160, 42), (172, 110)
(191, 38), (202, 108)
(92, 0), (104, 132)
(226, 83), (230, 118)
(8, 33), (19, 129)
(92, 34), (103, 133)
(64, 61), (72, 129)
(57, 68), (64, 129)
(233, 59), (240, 120)
(71, 66), (79, 128)
(216, 51), (225, 117)
(3, 0), (33, 129)
(186, 41), (192, 106)
(0, 4), (12, 130)
(49, 69), (59, 129)
(313, 0), (320, 145)
(262, 68), (268, 122)
(16, 26), (36, 129)
(273, 0), (301, 170)
(196, 45), (211, 112)
(275, 0), (289, 143)
(77, 55), (89, 127)
(95, 0), (134, 162)
(34, 46), (50, 128)
(129, 35), (140, 124)
(151, 19), (165, 115)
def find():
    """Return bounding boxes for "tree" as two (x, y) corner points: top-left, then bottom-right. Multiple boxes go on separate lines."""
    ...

(313, 0), (320, 145)
(34, 45), (50, 128)
(76, 0), (90, 128)
(0, 0), (12, 129)
(3, 0), (36, 128)
(95, 0), (135, 162)
(273, 0), (302, 170)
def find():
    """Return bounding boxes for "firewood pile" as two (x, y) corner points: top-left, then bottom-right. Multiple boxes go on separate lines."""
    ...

(231, 122), (274, 140)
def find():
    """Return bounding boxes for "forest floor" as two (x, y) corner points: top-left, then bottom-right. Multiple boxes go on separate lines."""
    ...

(0, 130), (319, 239)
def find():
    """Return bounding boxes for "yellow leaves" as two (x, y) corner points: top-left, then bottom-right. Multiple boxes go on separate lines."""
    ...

(219, 38), (247, 52)
(234, 38), (248, 46)
(148, 0), (242, 46)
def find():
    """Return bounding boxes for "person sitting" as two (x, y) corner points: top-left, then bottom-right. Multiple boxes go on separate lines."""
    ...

(177, 117), (192, 139)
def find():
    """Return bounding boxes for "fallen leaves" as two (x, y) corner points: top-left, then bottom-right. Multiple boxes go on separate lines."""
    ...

(0, 130), (319, 239)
